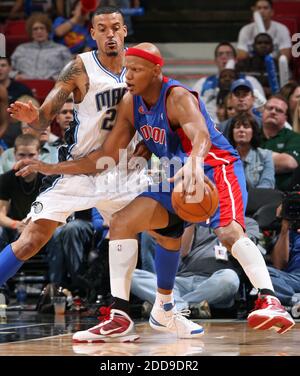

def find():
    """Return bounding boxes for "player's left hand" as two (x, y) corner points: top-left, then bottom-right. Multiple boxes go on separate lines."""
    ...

(14, 159), (55, 177)
(128, 140), (152, 170)
(7, 100), (39, 123)
(132, 140), (152, 160)
(169, 156), (204, 202)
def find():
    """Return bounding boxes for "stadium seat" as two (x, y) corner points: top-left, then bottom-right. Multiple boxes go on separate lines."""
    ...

(246, 187), (284, 217)
(247, 188), (283, 231)
(4, 19), (27, 36)
(292, 56), (300, 82)
(273, 15), (298, 36)
(16, 79), (55, 103)
(273, 13), (300, 81)
(273, 1), (300, 31)
(3, 20), (30, 57)
(273, 1), (300, 17)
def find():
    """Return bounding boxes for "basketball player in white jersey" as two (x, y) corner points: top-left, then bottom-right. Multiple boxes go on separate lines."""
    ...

(3, 8), (148, 342)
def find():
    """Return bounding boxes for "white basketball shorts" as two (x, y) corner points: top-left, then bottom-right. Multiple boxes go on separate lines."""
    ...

(27, 168), (150, 224)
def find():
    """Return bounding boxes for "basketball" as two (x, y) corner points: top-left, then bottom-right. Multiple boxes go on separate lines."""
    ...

(171, 177), (219, 222)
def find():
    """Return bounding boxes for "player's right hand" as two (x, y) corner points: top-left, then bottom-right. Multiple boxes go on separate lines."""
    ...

(7, 100), (39, 123)
(14, 159), (54, 177)
(168, 156), (204, 203)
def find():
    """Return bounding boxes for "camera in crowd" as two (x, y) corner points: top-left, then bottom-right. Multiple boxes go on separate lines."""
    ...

(281, 191), (300, 231)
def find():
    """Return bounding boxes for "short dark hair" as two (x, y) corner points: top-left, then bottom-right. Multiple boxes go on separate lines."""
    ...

(14, 134), (40, 150)
(253, 0), (273, 8)
(228, 113), (261, 149)
(214, 42), (237, 59)
(254, 32), (273, 44)
(92, 6), (125, 24)
(65, 96), (74, 104)
(0, 56), (11, 65)
(269, 94), (289, 108)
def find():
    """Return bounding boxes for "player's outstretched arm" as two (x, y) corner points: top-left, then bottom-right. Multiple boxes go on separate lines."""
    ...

(7, 56), (83, 130)
(14, 93), (136, 176)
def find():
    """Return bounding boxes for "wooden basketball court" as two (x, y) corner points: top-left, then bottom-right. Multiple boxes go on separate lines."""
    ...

(0, 311), (299, 356)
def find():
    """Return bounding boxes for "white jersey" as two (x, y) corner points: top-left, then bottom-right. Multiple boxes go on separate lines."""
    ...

(27, 50), (150, 224)
(62, 50), (127, 161)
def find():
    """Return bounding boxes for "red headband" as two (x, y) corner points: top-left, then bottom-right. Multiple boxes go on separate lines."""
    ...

(125, 47), (164, 66)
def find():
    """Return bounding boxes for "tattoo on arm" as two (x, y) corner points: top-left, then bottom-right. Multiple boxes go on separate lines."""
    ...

(37, 58), (84, 127)
(38, 110), (49, 129)
(57, 59), (82, 84)
(50, 90), (70, 117)
(80, 63), (89, 95)
(37, 89), (70, 128)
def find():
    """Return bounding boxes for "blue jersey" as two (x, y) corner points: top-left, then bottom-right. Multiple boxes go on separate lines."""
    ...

(133, 77), (239, 169)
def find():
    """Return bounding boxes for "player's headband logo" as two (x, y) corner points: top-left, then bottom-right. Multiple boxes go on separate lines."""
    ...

(125, 48), (164, 67)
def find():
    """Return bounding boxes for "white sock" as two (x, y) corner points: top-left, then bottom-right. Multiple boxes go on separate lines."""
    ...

(231, 237), (274, 291)
(155, 292), (174, 307)
(109, 239), (138, 301)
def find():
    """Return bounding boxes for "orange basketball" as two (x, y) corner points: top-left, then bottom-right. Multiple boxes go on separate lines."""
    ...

(171, 177), (219, 222)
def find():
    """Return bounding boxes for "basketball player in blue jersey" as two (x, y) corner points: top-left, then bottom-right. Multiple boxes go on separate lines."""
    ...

(13, 43), (295, 342)
(2, 7), (149, 343)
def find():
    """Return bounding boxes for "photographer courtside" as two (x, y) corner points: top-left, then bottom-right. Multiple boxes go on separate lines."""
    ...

(267, 191), (300, 316)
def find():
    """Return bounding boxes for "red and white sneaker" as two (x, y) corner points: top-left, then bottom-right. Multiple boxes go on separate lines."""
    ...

(72, 307), (139, 343)
(247, 295), (295, 334)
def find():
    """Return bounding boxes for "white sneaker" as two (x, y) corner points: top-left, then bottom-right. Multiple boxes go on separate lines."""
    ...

(149, 302), (204, 338)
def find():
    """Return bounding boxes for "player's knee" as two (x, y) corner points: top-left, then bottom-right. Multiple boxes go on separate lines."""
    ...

(218, 233), (240, 251)
(216, 222), (244, 251)
(217, 233), (237, 250)
(13, 237), (42, 260)
(110, 211), (133, 237)
(157, 236), (181, 250)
